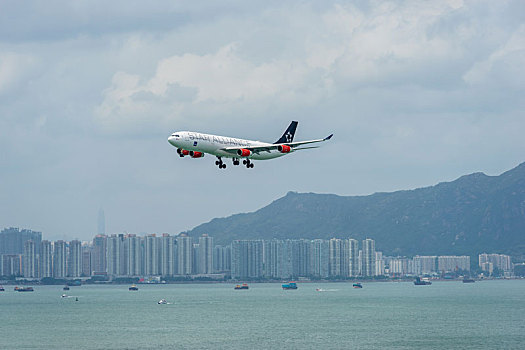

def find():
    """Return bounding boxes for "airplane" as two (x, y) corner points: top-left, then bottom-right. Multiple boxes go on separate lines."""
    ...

(167, 121), (333, 169)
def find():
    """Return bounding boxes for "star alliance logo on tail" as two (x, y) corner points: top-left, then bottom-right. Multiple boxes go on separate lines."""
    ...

(285, 132), (293, 143)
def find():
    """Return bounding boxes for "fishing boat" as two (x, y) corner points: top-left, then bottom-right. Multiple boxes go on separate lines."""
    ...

(129, 284), (139, 291)
(462, 278), (475, 283)
(63, 285), (70, 291)
(0, 285), (5, 291)
(414, 277), (432, 285)
(352, 283), (363, 288)
(234, 283), (249, 290)
(282, 282), (298, 290)
(14, 286), (34, 292)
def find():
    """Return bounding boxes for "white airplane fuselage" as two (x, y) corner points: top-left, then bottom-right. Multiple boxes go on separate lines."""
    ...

(168, 131), (286, 160)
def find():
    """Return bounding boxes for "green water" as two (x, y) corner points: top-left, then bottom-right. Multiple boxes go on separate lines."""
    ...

(1, 280), (524, 349)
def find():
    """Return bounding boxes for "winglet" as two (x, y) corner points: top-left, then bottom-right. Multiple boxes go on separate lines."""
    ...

(323, 134), (333, 141)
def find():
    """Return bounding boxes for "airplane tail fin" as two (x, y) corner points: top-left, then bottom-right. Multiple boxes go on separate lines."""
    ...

(274, 121), (298, 144)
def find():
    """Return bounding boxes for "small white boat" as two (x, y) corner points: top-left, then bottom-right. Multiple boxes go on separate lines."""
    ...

(61, 294), (68, 298)
(158, 299), (168, 304)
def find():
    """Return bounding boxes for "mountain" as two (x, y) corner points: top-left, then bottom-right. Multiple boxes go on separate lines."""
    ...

(185, 162), (525, 257)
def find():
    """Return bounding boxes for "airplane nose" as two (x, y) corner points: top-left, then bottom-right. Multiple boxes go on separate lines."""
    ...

(168, 136), (175, 145)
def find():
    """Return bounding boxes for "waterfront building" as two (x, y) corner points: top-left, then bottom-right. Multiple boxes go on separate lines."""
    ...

(413, 256), (437, 275)
(81, 244), (92, 277)
(231, 240), (263, 279)
(437, 256), (470, 273)
(126, 234), (142, 276)
(40, 240), (53, 278)
(310, 239), (329, 278)
(177, 234), (193, 275)
(362, 238), (376, 277)
(1, 254), (22, 276)
(0, 227), (42, 255)
(198, 234), (214, 274)
(290, 239), (310, 277)
(347, 239), (359, 277)
(91, 235), (107, 275)
(263, 239), (287, 278)
(53, 240), (67, 278)
(144, 234), (159, 276)
(329, 238), (345, 277)
(23, 240), (37, 278)
(479, 253), (512, 272)
(68, 240), (82, 277)
(213, 245), (231, 273)
(375, 251), (384, 276)
(161, 234), (176, 276)
(107, 234), (124, 276)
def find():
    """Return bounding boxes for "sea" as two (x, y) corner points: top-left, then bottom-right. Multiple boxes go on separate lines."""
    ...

(1, 280), (524, 349)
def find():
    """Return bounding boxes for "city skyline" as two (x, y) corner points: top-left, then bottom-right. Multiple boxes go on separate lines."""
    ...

(1, 227), (516, 280)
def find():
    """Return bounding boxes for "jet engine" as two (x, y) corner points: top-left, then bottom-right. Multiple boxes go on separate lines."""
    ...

(189, 151), (204, 158)
(177, 148), (190, 157)
(277, 145), (291, 153)
(237, 149), (252, 157)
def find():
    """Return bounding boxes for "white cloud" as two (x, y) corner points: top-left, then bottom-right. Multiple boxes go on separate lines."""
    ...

(0, 52), (36, 94)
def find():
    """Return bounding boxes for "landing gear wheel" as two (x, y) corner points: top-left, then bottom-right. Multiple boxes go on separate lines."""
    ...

(249, 163), (254, 168)
(215, 161), (220, 165)
(221, 164), (227, 169)
(243, 159), (247, 165)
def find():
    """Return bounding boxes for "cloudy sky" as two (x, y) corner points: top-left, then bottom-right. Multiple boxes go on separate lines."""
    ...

(1, 0), (524, 241)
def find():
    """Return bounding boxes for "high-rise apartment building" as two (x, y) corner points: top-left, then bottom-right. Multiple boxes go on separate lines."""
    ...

(126, 234), (142, 276)
(231, 240), (263, 279)
(198, 234), (213, 274)
(413, 256), (437, 275)
(107, 234), (124, 276)
(362, 238), (376, 277)
(310, 239), (329, 278)
(437, 256), (470, 273)
(479, 253), (512, 272)
(347, 239), (359, 277)
(92, 235), (107, 275)
(23, 240), (37, 278)
(329, 238), (345, 277)
(144, 234), (159, 276)
(68, 240), (82, 277)
(40, 240), (53, 278)
(161, 234), (176, 276)
(177, 234), (193, 275)
(53, 240), (67, 278)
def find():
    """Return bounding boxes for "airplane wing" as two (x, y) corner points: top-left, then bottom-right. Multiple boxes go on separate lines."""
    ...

(221, 134), (333, 155)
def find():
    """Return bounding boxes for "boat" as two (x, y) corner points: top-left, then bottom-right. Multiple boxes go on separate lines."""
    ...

(129, 284), (139, 291)
(14, 286), (34, 292)
(158, 299), (168, 304)
(234, 283), (249, 290)
(282, 282), (298, 290)
(63, 285), (70, 291)
(352, 283), (363, 288)
(0, 285), (5, 291)
(75, 297), (79, 302)
(61, 294), (68, 298)
(414, 277), (432, 285)
(462, 278), (475, 283)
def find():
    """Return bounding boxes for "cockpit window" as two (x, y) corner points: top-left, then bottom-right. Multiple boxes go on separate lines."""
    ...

(175, 134), (180, 137)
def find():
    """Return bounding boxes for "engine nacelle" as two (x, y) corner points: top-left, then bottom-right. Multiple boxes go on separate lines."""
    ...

(177, 148), (190, 157)
(278, 145), (291, 153)
(190, 151), (204, 158)
(237, 149), (252, 157)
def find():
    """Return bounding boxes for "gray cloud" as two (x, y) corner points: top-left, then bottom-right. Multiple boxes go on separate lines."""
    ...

(1, 0), (524, 241)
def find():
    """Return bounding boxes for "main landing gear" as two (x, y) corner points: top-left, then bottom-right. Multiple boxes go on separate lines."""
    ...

(243, 159), (254, 168)
(232, 158), (240, 166)
(215, 157), (226, 169)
